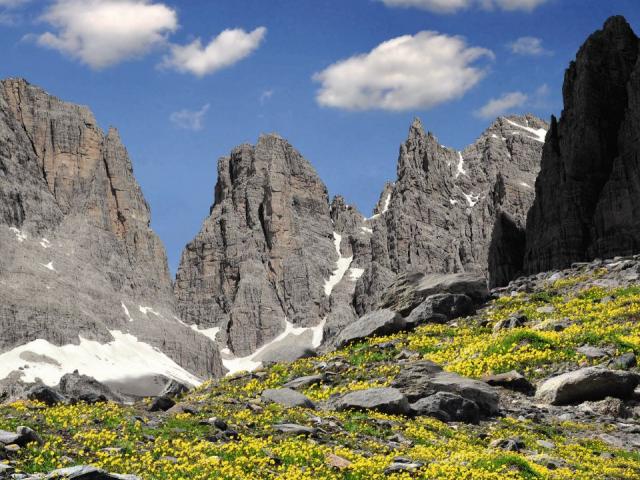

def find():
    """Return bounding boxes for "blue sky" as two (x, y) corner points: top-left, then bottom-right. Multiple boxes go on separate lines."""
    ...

(1, 0), (639, 274)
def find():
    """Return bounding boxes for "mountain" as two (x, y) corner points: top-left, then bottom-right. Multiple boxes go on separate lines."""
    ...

(524, 16), (640, 274)
(0, 79), (224, 395)
(176, 114), (547, 363)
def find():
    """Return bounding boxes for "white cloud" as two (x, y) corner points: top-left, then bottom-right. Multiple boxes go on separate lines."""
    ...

(170, 103), (210, 131)
(381, 0), (549, 13)
(260, 89), (274, 105)
(508, 36), (551, 55)
(35, 0), (178, 69)
(161, 27), (267, 77)
(313, 31), (494, 111)
(474, 91), (528, 119)
(381, 0), (472, 14)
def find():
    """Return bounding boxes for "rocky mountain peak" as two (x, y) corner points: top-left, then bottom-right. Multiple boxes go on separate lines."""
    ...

(524, 16), (640, 274)
(0, 78), (224, 392)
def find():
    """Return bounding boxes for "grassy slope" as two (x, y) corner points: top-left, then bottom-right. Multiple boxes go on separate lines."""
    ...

(2, 271), (640, 479)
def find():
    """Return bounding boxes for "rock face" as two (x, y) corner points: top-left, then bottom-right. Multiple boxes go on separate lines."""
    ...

(175, 134), (337, 357)
(352, 114), (546, 317)
(177, 115), (545, 361)
(0, 78), (223, 389)
(524, 17), (640, 274)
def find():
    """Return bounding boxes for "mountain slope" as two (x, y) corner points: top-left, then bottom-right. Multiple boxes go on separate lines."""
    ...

(0, 79), (224, 393)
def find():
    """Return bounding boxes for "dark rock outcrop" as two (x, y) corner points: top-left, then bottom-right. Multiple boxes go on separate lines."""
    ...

(0, 78), (223, 388)
(524, 17), (640, 273)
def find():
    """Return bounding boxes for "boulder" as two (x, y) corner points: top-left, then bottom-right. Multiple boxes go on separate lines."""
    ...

(535, 367), (640, 405)
(405, 293), (474, 328)
(380, 272), (489, 315)
(483, 371), (534, 394)
(410, 392), (480, 423)
(283, 375), (324, 390)
(0, 426), (42, 447)
(58, 371), (122, 404)
(493, 313), (527, 332)
(261, 388), (315, 409)
(392, 362), (499, 416)
(334, 310), (405, 348)
(273, 424), (316, 436)
(148, 396), (175, 412)
(40, 465), (140, 480)
(332, 388), (411, 415)
(160, 380), (190, 399)
(26, 384), (66, 406)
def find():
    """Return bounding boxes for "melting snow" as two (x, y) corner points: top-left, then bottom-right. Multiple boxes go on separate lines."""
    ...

(462, 192), (480, 207)
(0, 331), (202, 387)
(449, 199), (459, 205)
(221, 319), (326, 375)
(455, 152), (467, 178)
(349, 267), (365, 281)
(40, 238), (51, 249)
(381, 194), (391, 214)
(505, 119), (547, 143)
(139, 306), (160, 316)
(41, 262), (55, 272)
(323, 232), (353, 296)
(361, 226), (373, 234)
(190, 325), (220, 343)
(9, 227), (27, 242)
(121, 303), (132, 322)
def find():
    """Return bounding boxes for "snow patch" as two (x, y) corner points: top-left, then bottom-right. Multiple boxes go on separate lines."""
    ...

(323, 232), (353, 296)
(520, 181), (533, 189)
(361, 226), (373, 234)
(462, 192), (480, 207)
(121, 303), (132, 322)
(349, 267), (365, 281)
(41, 262), (55, 272)
(505, 118), (547, 143)
(0, 331), (202, 387)
(381, 193), (391, 214)
(449, 199), (459, 205)
(139, 306), (160, 316)
(191, 325), (220, 343)
(40, 238), (51, 249)
(9, 227), (27, 242)
(455, 152), (467, 178)
(221, 318), (326, 375)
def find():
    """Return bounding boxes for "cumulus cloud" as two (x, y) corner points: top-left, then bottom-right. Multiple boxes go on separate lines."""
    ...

(314, 31), (494, 111)
(161, 27), (267, 77)
(474, 91), (528, 118)
(508, 36), (551, 56)
(170, 104), (210, 131)
(381, 0), (549, 13)
(35, 0), (178, 69)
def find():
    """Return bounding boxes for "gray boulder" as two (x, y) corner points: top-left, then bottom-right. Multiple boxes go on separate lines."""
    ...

(535, 367), (640, 405)
(261, 388), (316, 409)
(273, 424), (316, 436)
(410, 392), (480, 423)
(26, 384), (66, 406)
(380, 272), (489, 315)
(483, 371), (534, 394)
(39, 466), (139, 480)
(283, 375), (323, 390)
(58, 371), (122, 404)
(392, 362), (499, 416)
(332, 387), (411, 415)
(405, 293), (474, 328)
(0, 426), (42, 447)
(334, 309), (405, 348)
